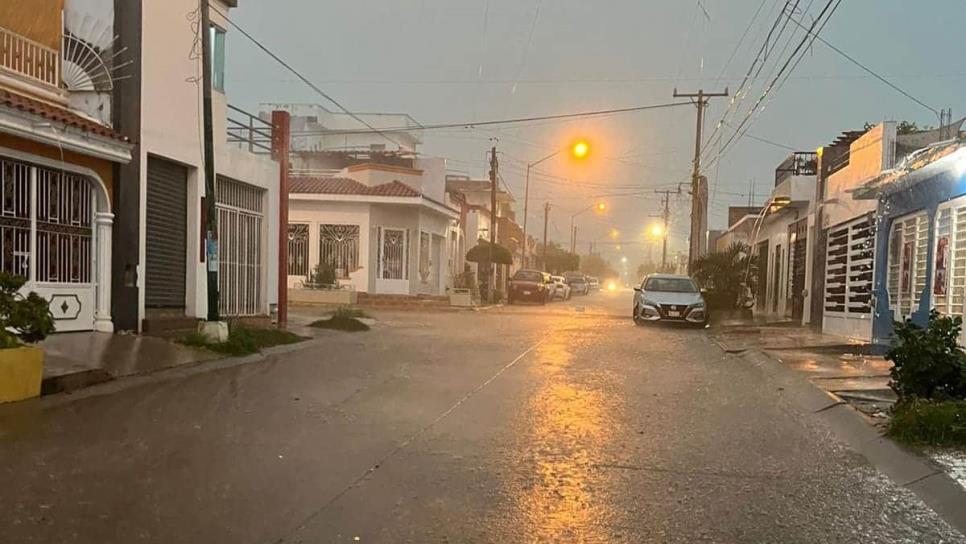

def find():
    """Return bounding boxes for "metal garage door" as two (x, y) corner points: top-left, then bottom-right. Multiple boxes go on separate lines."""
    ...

(145, 157), (187, 308)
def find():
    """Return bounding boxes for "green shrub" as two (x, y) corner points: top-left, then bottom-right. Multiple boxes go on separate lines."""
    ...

(887, 399), (966, 447)
(180, 324), (304, 355)
(690, 242), (756, 310)
(0, 272), (54, 348)
(887, 310), (966, 401)
(311, 262), (337, 287)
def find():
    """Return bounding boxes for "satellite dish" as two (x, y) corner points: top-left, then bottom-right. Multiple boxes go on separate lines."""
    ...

(61, 10), (129, 92)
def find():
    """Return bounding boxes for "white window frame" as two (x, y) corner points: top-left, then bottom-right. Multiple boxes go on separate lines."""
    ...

(887, 211), (929, 322)
(932, 195), (966, 320)
(824, 214), (875, 318)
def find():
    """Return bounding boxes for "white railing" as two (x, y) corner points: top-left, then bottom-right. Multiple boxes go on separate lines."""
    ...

(0, 26), (60, 89)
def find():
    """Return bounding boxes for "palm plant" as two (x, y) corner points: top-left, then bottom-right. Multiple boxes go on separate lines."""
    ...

(690, 242), (757, 310)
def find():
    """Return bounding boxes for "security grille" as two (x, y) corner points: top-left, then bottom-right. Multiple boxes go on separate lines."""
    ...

(36, 169), (93, 283)
(319, 224), (360, 279)
(0, 159), (31, 278)
(825, 214), (875, 315)
(887, 213), (928, 320)
(217, 177), (264, 316)
(933, 202), (966, 318)
(380, 228), (407, 280)
(287, 223), (309, 277)
(145, 157), (187, 308)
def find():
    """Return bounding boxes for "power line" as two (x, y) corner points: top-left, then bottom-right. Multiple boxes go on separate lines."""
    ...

(289, 101), (692, 137)
(208, 3), (405, 148)
(781, 5), (940, 118)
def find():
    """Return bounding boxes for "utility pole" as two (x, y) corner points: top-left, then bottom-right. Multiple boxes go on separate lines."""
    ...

(488, 145), (498, 304)
(542, 201), (550, 272)
(653, 187), (679, 271)
(200, 0), (219, 324)
(571, 225), (577, 255)
(673, 88), (728, 272)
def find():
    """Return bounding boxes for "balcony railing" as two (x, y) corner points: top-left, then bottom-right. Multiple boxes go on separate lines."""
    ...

(0, 26), (60, 89)
(774, 151), (818, 187)
(226, 104), (273, 154)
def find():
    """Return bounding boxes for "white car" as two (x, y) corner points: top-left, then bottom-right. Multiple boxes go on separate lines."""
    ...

(551, 275), (571, 300)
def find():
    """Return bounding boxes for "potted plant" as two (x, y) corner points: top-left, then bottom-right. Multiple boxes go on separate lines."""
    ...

(448, 266), (476, 307)
(289, 262), (357, 305)
(0, 272), (54, 403)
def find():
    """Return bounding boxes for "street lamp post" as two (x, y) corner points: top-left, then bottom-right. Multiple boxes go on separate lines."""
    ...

(570, 201), (606, 254)
(522, 141), (590, 268)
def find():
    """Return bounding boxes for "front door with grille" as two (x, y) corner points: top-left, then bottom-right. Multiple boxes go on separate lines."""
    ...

(377, 227), (409, 294)
(217, 177), (265, 316)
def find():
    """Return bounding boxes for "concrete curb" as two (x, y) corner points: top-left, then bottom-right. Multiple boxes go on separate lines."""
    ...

(730, 347), (966, 536)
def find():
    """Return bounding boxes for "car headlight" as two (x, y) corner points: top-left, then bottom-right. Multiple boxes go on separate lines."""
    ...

(641, 298), (659, 307)
(691, 301), (705, 308)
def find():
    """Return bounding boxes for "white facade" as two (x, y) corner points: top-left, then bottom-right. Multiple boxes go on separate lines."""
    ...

(287, 164), (459, 296)
(137, 0), (280, 326)
(260, 103), (421, 153)
(820, 122), (897, 340)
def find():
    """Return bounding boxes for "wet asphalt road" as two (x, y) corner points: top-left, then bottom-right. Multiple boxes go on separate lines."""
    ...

(0, 291), (961, 543)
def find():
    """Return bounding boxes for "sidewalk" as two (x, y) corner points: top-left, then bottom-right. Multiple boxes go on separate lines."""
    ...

(710, 320), (966, 500)
(39, 332), (218, 394)
(710, 321), (894, 418)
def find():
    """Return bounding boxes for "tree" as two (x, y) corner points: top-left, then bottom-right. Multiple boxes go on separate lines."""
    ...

(864, 120), (932, 135)
(540, 241), (579, 274)
(580, 254), (617, 279)
(690, 242), (757, 310)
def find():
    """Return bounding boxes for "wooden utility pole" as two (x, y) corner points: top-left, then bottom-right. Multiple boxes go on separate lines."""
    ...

(673, 88), (728, 272)
(541, 201), (550, 271)
(488, 145), (498, 303)
(653, 189), (676, 270)
(200, 0), (219, 321)
(271, 111), (291, 327)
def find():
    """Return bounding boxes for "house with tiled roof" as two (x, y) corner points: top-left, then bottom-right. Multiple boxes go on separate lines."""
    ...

(286, 160), (460, 295)
(0, 1), (133, 332)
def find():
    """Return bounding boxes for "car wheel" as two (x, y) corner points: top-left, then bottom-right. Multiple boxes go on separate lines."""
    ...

(633, 305), (644, 325)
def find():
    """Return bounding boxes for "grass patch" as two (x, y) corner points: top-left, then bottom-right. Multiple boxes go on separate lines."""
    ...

(309, 315), (370, 332)
(887, 399), (966, 447)
(180, 325), (306, 356)
(307, 306), (371, 332)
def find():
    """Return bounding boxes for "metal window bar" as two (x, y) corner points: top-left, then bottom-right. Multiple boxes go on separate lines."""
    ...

(287, 223), (309, 277)
(319, 225), (360, 280)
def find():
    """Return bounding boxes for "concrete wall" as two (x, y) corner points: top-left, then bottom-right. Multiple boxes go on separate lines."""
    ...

(137, 0), (279, 324)
(824, 122), (896, 229)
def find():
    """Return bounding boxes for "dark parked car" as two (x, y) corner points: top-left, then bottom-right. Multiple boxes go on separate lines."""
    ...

(508, 269), (553, 304)
(563, 272), (589, 295)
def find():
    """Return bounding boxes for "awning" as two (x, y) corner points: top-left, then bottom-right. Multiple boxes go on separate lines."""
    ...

(465, 240), (513, 265)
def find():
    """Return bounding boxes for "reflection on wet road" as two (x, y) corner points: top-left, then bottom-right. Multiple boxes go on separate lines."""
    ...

(513, 316), (620, 542)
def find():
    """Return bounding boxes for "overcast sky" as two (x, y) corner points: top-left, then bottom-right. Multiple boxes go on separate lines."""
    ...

(225, 0), (965, 266)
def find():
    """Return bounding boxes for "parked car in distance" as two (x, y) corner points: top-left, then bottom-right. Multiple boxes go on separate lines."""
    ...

(632, 273), (707, 327)
(508, 269), (553, 304)
(551, 275), (571, 300)
(563, 272), (589, 295)
(587, 276), (601, 291)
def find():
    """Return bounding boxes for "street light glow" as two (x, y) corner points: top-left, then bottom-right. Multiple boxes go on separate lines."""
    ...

(621, 256), (628, 263)
(596, 202), (607, 212)
(572, 140), (590, 159)
(649, 224), (665, 237)
(609, 228), (619, 239)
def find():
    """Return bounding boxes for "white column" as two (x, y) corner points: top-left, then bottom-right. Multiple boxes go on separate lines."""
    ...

(93, 212), (114, 333)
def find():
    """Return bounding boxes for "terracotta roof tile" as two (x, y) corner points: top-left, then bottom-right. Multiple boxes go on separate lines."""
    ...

(289, 177), (422, 198)
(0, 90), (127, 141)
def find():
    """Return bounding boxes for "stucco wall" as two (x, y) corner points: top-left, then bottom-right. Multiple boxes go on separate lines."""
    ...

(287, 199), (370, 292)
(0, 0), (63, 49)
(824, 122), (896, 229)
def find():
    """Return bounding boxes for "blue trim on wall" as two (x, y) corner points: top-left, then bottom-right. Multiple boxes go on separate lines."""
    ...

(870, 168), (962, 347)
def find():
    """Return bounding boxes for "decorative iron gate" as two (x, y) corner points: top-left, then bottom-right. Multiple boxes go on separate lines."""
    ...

(381, 228), (407, 280)
(319, 224), (359, 279)
(287, 223), (309, 277)
(0, 159), (31, 278)
(217, 177), (264, 316)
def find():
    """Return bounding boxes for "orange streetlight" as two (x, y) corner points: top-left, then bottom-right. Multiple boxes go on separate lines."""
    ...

(649, 223), (665, 238)
(522, 138), (592, 268)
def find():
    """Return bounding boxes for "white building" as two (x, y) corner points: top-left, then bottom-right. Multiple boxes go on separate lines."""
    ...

(260, 103), (422, 154)
(753, 152), (817, 321)
(286, 160), (459, 295)
(106, 0), (281, 332)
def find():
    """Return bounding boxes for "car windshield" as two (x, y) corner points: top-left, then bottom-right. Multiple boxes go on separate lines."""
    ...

(644, 277), (697, 293)
(513, 271), (544, 282)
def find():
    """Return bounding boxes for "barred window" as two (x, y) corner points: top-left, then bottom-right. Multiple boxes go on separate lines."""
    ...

(287, 224), (309, 276)
(319, 224), (360, 279)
